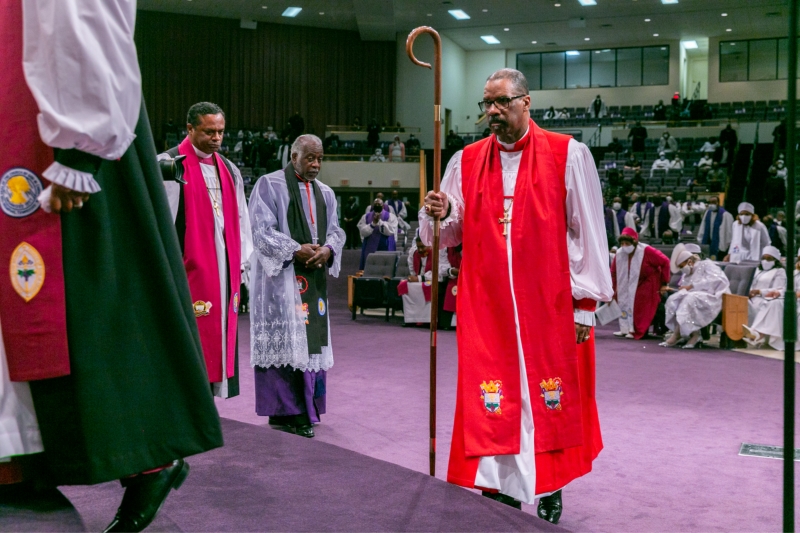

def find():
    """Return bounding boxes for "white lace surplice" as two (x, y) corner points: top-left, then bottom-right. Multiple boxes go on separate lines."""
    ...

(248, 170), (345, 372)
(665, 260), (730, 336)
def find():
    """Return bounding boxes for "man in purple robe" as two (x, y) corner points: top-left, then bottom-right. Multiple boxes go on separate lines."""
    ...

(357, 197), (398, 269)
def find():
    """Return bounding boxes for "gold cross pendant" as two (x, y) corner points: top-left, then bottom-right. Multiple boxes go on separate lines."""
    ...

(498, 214), (512, 236)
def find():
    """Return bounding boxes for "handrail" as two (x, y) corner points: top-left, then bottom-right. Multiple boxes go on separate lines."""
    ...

(741, 121), (759, 201)
(587, 125), (603, 147)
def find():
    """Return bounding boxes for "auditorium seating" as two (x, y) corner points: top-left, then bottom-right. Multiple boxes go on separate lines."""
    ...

(351, 252), (401, 321)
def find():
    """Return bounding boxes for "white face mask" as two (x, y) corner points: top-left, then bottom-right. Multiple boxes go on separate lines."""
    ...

(621, 244), (635, 254)
(710, 204), (719, 212)
(761, 260), (774, 271)
(681, 265), (692, 275)
(740, 215), (752, 225)
(666, 196), (673, 202)
(612, 202), (622, 210)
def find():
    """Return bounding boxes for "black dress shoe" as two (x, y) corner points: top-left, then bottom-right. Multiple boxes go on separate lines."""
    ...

(295, 424), (315, 438)
(537, 490), (562, 524)
(103, 459), (189, 533)
(481, 490), (522, 510)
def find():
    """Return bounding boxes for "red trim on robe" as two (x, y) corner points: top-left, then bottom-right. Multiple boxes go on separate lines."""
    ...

(611, 246), (671, 339)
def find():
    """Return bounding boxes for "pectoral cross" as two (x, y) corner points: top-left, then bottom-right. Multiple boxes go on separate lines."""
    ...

(498, 213), (512, 236)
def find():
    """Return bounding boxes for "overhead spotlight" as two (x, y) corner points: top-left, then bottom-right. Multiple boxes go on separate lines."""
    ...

(482, 8), (488, 12)
(726, 28), (732, 31)
(682, 40), (698, 49)
(577, 0), (597, 5)
(261, 5), (267, 9)
(661, 0), (678, 4)
(481, 35), (501, 44)
(554, 2), (561, 5)
(653, 33), (659, 37)
(282, 7), (302, 17)
(531, 40), (538, 44)
(427, 13), (432, 16)
(584, 37), (590, 41)
(721, 13), (728, 16)
(644, 18), (651, 22)
(319, 12), (324, 15)
(448, 9), (470, 19)
(566, 50), (581, 56)
(504, 28), (510, 31)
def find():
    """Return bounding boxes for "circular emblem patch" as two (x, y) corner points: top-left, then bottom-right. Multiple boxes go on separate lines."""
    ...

(1, 168), (43, 218)
(9, 242), (45, 302)
(318, 298), (326, 316)
(296, 275), (308, 294)
(451, 286), (458, 296)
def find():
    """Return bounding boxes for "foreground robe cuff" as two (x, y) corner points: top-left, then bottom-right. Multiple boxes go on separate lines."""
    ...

(418, 192), (462, 229)
(42, 160), (102, 194)
(573, 297), (597, 326)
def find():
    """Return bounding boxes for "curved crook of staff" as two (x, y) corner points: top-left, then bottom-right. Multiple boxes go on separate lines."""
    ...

(406, 26), (442, 478)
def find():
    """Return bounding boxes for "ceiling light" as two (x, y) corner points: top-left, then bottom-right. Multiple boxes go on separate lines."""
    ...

(504, 28), (510, 31)
(644, 18), (651, 22)
(448, 9), (470, 19)
(726, 28), (732, 31)
(261, 5), (267, 9)
(661, 0), (678, 4)
(531, 40), (537, 44)
(482, 8), (488, 12)
(481, 35), (500, 44)
(566, 50), (580, 56)
(721, 13), (727, 16)
(282, 7), (302, 17)
(577, 0), (597, 5)
(584, 37), (590, 41)
(554, 2), (561, 5)
(682, 40), (698, 49)
(653, 33), (659, 37)
(595, 50), (601, 54)
(319, 12), (324, 15)
(427, 13), (432, 16)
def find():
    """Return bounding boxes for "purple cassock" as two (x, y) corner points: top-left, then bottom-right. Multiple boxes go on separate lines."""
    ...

(358, 208), (396, 269)
(255, 366), (327, 424)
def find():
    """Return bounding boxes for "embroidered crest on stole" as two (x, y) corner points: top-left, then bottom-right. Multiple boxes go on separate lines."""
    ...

(540, 377), (564, 410)
(480, 380), (503, 414)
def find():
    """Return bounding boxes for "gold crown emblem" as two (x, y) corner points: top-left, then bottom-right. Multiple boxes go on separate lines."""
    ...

(539, 377), (562, 392)
(480, 380), (502, 394)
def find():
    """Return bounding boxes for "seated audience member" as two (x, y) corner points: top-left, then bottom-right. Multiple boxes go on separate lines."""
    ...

(661, 251), (730, 349)
(543, 106), (556, 120)
(763, 213), (787, 256)
(653, 100), (667, 120)
(555, 107), (570, 119)
(608, 137), (624, 154)
(624, 153), (642, 170)
(445, 130), (464, 149)
(743, 245), (786, 328)
(605, 196), (637, 239)
(405, 134), (421, 155)
(706, 161), (727, 182)
(657, 131), (678, 155)
(611, 228), (671, 339)
(698, 137), (721, 156)
(369, 148), (386, 162)
(725, 202), (771, 262)
(697, 153), (714, 176)
(669, 153), (684, 173)
(399, 236), (450, 326)
(441, 245), (462, 330)
(388, 136), (405, 162)
(651, 152), (671, 177)
(358, 197), (398, 269)
(697, 197), (733, 260)
(681, 193), (705, 232)
(768, 158), (788, 183)
(744, 250), (800, 350)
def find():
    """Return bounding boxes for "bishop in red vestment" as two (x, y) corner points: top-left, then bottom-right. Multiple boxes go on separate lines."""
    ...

(611, 228), (671, 339)
(421, 69), (613, 524)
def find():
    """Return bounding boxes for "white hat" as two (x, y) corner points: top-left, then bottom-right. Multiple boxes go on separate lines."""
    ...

(762, 246), (781, 260)
(676, 250), (693, 266)
(684, 243), (702, 254)
(670, 243), (687, 273)
(738, 202), (754, 214)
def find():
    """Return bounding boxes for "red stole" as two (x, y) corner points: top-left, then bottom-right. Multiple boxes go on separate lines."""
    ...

(453, 120), (580, 461)
(178, 137), (241, 382)
(397, 251), (433, 301)
(0, 0), (70, 381)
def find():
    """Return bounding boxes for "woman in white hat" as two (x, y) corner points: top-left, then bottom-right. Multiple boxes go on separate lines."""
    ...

(744, 249), (800, 350)
(744, 245), (786, 324)
(725, 202), (771, 262)
(661, 250), (730, 348)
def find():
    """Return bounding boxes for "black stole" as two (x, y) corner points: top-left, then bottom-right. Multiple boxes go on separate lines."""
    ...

(283, 164), (329, 355)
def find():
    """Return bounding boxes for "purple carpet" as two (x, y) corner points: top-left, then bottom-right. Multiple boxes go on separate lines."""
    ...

(2, 249), (797, 531)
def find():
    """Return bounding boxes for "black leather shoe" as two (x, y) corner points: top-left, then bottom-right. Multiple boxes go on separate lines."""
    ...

(481, 490), (522, 510)
(103, 459), (189, 532)
(295, 424), (315, 438)
(537, 490), (563, 524)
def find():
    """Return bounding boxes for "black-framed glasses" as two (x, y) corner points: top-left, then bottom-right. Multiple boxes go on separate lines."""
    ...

(478, 95), (526, 113)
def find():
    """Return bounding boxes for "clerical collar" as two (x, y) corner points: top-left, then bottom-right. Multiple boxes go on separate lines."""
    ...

(496, 126), (530, 152)
(192, 144), (212, 159)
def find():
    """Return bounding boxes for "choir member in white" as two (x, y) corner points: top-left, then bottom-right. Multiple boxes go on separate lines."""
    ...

(697, 197), (734, 259)
(745, 246), (786, 324)
(661, 250), (730, 349)
(744, 250), (799, 350)
(725, 202), (771, 263)
(401, 235), (451, 324)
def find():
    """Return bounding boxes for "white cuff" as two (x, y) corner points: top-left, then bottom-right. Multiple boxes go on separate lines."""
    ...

(42, 161), (101, 194)
(419, 192), (462, 229)
(574, 309), (596, 327)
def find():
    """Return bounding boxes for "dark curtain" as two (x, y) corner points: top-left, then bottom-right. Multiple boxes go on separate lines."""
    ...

(135, 11), (396, 142)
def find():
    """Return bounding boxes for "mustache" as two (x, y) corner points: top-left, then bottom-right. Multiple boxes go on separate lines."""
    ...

(489, 117), (507, 126)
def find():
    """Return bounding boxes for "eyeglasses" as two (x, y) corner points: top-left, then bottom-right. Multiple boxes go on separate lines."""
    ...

(478, 95), (526, 113)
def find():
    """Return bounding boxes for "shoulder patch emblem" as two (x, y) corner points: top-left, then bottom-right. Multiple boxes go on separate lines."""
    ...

(193, 301), (212, 317)
(1, 168), (43, 218)
(9, 242), (45, 302)
(540, 377), (563, 411)
(318, 298), (326, 316)
(480, 380), (503, 414)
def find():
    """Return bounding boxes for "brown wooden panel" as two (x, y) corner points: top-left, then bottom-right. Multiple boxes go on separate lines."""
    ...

(722, 293), (749, 341)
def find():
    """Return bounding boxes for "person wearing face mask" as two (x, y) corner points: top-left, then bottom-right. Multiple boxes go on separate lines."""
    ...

(681, 194), (705, 233)
(650, 151), (671, 178)
(661, 251), (730, 349)
(768, 159), (788, 184)
(604, 196), (637, 239)
(743, 249), (800, 350)
(743, 246), (786, 329)
(725, 202), (771, 263)
(611, 228), (671, 339)
(697, 196), (733, 260)
(657, 132), (678, 155)
(398, 234), (451, 326)
(763, 214), (787, 256)
(632, 194), (653, 232)
(358, 197), (398, 269)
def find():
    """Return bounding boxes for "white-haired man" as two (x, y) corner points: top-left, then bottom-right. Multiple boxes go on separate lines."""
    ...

(248, 135), (345, 438)
(422, 68), (613, 523)
(159, 102), (253, 399)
